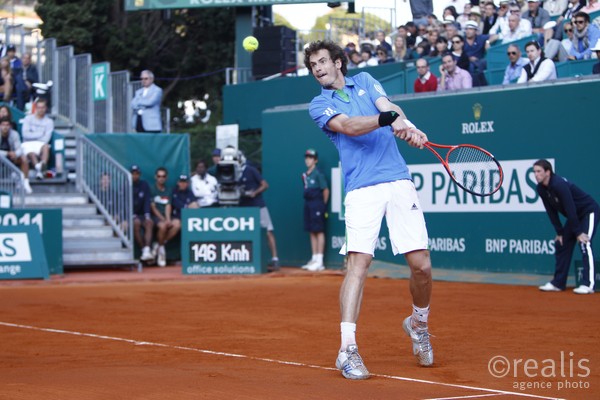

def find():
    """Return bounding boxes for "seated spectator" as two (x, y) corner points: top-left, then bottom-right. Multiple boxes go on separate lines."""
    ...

(442, 16), (460, 41)
(517, 40), (557, 83)
(414, 58), (438, 93)
(482, 1), (499, 35)
(468, 6), (484, 32)
(0, 104), (17, 130)
(426, 27), (440, 52)
(457, 3), (472, 31)
(0, 116), (31, 193)
(18, 52), (38, 111)
(0, 57), (13, 103)
(347, 50), (362, 69)
(592, 40), (600, 73)
(522, 0), (551, 36)
(171, 174), (199, 221)
(443, 5), (460, 22)
(414, 40), (431, 58)
(376, 46), (395, 64)
(552, 0), (584, 40)
(463, 20), (498, 86)
(21, 98), (53, 180)
(131, 165), (155, 262)
(393, 36), (414, 61)
(375, 30), (392, 54)
(501, 12), (533, 44)
(567, 11), (600, 60)
(490, 3), (533, 38)
(430, 37), (450, 57)
(543, 0), (569, 17)
(450, 34), (471, 71)
(438, 53), (473, 91)
(151, 167), (180, 267)
(561, 21), (575, 54)
(190, 159), (218, 207)
(6, 45), (26, 111)
(359, 48), (378, 67)
(581, 0), (600, 13)
(503, 44), (529, 84)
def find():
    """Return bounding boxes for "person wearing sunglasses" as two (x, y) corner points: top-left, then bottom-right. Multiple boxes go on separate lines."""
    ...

(131, 69), (163, 133)
(450, 34), (470, 71)
(502, 44), (529, 84)
(567, 11), (600, 60)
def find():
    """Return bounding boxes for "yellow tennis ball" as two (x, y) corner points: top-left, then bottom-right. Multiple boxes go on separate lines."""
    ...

(243, 36), (259, 52)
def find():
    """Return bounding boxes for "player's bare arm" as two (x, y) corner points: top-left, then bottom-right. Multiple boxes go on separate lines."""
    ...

(375, 97), (427, 148)
(326, 113), (381, 137)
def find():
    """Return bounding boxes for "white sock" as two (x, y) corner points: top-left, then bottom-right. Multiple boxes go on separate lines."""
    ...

(412, 304), (430, 326)
(315, 254), (323, 264)
(311, 254), (317, 262)
(340, 322), (356, 351)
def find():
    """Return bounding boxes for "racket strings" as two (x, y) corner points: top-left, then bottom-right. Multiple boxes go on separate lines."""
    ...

(447, 147), (501, 195)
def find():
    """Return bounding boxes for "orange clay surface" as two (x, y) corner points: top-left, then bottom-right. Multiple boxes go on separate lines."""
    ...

(0, 266), (598, 400)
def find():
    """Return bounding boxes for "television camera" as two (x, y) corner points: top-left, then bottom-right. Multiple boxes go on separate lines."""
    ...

(215, 147), (244, 206)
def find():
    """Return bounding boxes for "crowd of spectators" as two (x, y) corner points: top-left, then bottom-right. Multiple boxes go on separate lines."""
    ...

(342, 0), (600, 93)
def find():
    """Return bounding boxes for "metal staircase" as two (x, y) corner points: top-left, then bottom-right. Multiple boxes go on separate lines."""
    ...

(24, 183), (137, 268)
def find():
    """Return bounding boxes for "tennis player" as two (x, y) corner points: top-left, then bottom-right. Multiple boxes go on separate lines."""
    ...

(304, 40), (434, 380)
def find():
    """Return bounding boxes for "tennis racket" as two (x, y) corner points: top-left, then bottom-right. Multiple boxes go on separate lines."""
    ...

(423, 142), (503, 197)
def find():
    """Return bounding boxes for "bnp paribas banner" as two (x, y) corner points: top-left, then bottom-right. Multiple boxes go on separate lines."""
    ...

(262, 78), (599, 275)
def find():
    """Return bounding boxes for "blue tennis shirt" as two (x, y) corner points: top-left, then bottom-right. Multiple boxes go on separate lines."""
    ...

(309, 72), (411, 193)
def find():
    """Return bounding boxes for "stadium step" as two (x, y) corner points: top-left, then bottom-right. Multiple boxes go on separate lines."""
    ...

(21, 183), (137, 269)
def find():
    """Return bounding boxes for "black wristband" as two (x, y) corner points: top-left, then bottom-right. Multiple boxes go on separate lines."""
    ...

(378, 111), (399, 127)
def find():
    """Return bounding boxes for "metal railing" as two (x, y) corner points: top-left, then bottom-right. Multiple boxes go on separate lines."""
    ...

(110, 70), (130, 133)
(56, 45), (74, 121)
(76, 134), (133, 251)
(73, 53), (93, 132)
(0, 157), (25, 208)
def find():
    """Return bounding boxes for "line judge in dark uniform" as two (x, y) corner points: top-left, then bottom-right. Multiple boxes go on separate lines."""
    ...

(534, 159), (599, 294)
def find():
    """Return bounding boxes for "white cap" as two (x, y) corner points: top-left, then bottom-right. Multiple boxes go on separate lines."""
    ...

(543, 21), (557, 30)
(465, 20), (479, 30)
(470, 6), (481, 16)
(527, 0), (540, 3)
(591, 39), (600, 51)
(442, 15), (456, 24)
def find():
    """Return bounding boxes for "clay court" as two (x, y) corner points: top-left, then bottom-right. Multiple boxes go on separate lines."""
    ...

(0, 267), (598, 400)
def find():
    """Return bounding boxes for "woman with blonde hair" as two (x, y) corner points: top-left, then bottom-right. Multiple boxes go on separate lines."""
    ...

(393, 35), (414, 61)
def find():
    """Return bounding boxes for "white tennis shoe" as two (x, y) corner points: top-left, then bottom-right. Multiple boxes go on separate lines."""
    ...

(335, 344), (370, 380)
(403, 316), (434, 367)
(538, 282), (562, 292)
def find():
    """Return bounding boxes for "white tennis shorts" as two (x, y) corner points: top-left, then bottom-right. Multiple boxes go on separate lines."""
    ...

(340, 179), (429, 256)
(21, 140), (46, 156)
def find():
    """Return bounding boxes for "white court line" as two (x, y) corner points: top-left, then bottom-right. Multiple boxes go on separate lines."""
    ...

(0, 321), (562, 400)
(424, 393), (505, 399)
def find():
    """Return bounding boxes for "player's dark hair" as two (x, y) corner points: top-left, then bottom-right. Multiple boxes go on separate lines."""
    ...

(303, 40), (348, 76)
(534, 159), (553, 175)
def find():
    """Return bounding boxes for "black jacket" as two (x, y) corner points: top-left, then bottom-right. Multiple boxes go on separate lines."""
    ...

(537, 174), (600, 236)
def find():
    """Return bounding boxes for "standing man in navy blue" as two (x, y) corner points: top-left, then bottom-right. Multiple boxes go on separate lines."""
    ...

(304, 40), (434, 380)
(534, 159), (599, 294)
(131, 165), (155, 262)
(238, 151), (280, 271)
(301, 148), (329, 272)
